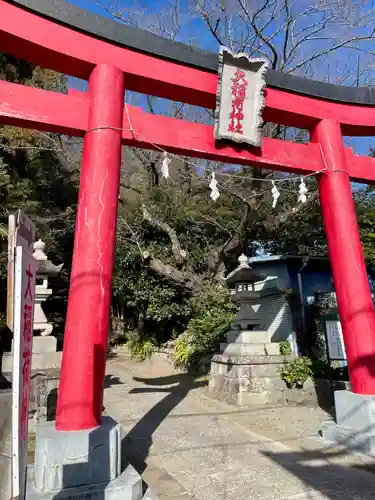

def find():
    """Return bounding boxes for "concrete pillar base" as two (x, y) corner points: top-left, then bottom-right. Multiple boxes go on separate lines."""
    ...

(26, 463), (143, 500)
(26, 416), (156, 500)
(320, 390), (375, 455)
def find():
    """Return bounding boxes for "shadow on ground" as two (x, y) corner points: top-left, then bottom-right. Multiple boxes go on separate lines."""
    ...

(263, 447), (375, 499)
(116, 368), (375, 499)
(120, 371), (207, 475)
(104, 373), (123, 389)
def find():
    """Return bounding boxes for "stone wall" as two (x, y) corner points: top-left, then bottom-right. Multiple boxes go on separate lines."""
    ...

(2, 369), (60, 424)
(28, 370), (60, 422)
(152, 349), (339, 411)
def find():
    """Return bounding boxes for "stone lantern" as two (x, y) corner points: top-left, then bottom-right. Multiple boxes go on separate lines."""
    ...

(31, 239), (63, 369)
(225, 253), (266, 333)
(2, 240), (63, 373)
(209, 254), (289, 406)
(33, 239), (63, 337)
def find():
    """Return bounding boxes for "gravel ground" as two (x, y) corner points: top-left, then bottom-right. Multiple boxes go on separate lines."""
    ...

(104, 348), (375, 499)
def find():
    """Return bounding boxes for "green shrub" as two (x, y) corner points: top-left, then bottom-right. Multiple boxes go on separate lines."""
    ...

(331, 365), (349, 381)
(171, 337), (190, 368)
(171, 287), (237, 369)
(127, 338), (155, 361)
(279, 340), (292, 355)
(280, 356), (313, 388)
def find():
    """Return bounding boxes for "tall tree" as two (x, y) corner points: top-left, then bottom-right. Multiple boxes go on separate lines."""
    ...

(0, 55), (80, 345)
(86, 0), (374, 358)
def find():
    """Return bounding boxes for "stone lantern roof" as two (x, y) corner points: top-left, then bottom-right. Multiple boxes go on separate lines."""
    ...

(33, 239), (63, 277)
(226, 254), (265, 287)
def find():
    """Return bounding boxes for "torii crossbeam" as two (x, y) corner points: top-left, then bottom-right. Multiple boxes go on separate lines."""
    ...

(1, 0), (375, 432)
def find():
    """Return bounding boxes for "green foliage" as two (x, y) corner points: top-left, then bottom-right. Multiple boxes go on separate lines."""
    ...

(310, 359), (329, 379)
(171, 288), (237, 369)
(355, 176), (375, 271)
(302, 291), (332, 361)
(279, 340), (292, 355)
(171, 337), (190, 368)
(280, 357), (313, 388)
(113, 246), (192, 344)
(0, 54), (78, 346)
(358, 207), (375, 270)
(128, 337), (155, 361)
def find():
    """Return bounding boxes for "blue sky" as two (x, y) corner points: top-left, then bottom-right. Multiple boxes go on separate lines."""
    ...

(69, 0), (217, 50)
(68, 0), (374, 158)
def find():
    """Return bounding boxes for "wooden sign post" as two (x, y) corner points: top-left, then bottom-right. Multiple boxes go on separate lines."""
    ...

(7, 211), (36, 500)
(11, 246), (36, 500)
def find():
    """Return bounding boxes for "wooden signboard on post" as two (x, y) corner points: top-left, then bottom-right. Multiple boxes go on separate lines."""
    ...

(7, 211), (36, 332)
(326, 319), (347, 361)
(11, 246), (37, 500)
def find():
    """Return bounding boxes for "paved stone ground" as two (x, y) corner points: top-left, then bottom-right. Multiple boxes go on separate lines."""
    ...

(104, 348), (375, 500)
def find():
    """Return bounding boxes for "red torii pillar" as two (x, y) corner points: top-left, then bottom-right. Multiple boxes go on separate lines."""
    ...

(55, 64), (124, 430)
(313, 119), (375, 395)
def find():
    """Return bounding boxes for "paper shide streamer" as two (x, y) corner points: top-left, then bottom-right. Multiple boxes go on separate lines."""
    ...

(159, 151), (309, 209)
(298, 178), (308, 203)
(209, 171), (220, 201)
(271, 180), (280, 208)
(161, 152), (171, 179)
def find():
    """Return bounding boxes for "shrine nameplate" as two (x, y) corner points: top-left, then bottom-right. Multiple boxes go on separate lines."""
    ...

(214, 47), (268, 148)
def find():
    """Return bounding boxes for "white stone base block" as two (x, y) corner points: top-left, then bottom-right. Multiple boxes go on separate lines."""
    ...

(26, 463), (143, 500)
(26, 417), (157, 500)
(2, 351), (62, 371)
(220, 342), (280, 356)
(320, 390), (375, 455)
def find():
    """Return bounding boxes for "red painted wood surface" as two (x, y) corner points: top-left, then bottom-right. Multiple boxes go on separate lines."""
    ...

(1, 80), (375, 183)
(313, 120), (375, 395)
(0, 0), (374, 135)
(264, 89), (375, 136)
(55, 65), (125, 430)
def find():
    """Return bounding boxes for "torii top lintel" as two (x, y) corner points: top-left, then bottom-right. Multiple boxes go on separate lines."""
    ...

(0, 0), (374, 182)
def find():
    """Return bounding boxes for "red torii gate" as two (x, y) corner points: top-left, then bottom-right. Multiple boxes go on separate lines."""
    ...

(1, 0), (375, 432)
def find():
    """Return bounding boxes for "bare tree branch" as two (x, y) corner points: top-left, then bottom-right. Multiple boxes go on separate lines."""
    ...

(142, 205), (188, 266)
(142, 252), (199, 292)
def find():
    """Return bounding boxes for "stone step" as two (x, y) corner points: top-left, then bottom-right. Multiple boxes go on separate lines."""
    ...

(208, 374), (286, 406)
(226, 330), (271, 344)
(210, 359), (281, 378)
(220, 342), (280, 356)
(11, 336), (57, 353)
(237, 391), (273, 406)
(2, 351), (62, 371)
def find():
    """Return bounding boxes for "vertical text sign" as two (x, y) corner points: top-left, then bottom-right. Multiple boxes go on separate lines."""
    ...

(326, 319), (347, 361)
(228, 69), (248, 135)
(214, 47), (268, 148)
(12, 246), (36, 500)
(7, 211), (36, 331)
